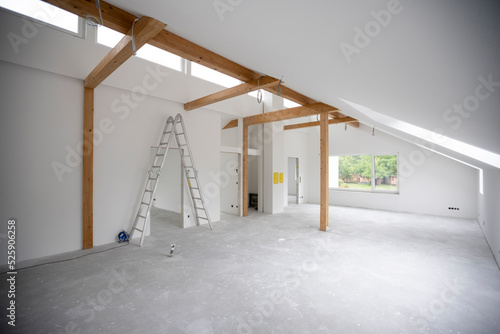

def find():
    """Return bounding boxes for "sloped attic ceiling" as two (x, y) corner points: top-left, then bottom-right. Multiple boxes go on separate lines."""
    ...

(108, 0), (500, 162)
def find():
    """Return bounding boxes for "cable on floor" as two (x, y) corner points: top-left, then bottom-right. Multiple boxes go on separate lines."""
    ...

(0, 242), (129, 275)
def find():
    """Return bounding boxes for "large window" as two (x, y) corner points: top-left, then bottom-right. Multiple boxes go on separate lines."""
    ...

(329, 154), (398, 193)
(0, 0), (81, 35)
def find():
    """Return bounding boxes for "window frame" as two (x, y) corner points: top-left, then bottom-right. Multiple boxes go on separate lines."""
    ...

(330, 153), (400, 194)
(0, 1), (85, 39)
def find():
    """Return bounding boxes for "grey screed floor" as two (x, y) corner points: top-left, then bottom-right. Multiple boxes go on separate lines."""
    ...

(2, 204), (500, 334)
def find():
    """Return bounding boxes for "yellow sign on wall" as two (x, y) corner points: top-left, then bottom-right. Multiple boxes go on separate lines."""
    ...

(279, 173), (284, 183)
(273, 172), (279, 184)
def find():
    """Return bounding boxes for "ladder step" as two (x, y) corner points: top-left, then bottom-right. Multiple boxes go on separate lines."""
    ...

(141, 202), (149, 205)
(176, 132), (184, 135)
(138, 215), (147, 219)
(195, 207), (205, 210)
(156, 154), (165, 157)
(198, 217), (208, 220)
(133, 227), (144, 232)
(145, 190), (153, 193)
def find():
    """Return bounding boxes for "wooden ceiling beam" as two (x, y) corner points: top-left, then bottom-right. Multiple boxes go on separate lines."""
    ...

(284, 117), (358, 131)
(185, 76), (279, 111)
(244, 103), (337, 127)
(84, 16), (166, 88)
(263, 85), (316, 106)
(223, 119), (238, 130)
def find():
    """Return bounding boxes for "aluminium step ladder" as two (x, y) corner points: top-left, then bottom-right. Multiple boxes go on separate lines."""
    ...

(129, 114), (212, 246)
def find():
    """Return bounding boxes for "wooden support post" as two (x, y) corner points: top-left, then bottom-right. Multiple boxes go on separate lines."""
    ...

(83, 87), (94, 249)
(320, 112), (329, 231)
(242, 121), (249, 216)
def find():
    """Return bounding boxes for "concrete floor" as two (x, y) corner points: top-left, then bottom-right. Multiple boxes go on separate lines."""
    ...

(1, 204), (500, 333)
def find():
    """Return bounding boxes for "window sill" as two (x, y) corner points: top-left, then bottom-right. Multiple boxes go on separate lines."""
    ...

(330, 188), (399, 195)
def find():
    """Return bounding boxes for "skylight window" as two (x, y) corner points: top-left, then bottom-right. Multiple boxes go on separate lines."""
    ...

(340, 98), (500, 169)
(284, 98), (300, 108)
(0, 0), (80, 34)
(97, 26), (182, 72)
(191, 62), (241, 88)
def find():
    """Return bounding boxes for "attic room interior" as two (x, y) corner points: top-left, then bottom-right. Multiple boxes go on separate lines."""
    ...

(0, 0), (499, 332)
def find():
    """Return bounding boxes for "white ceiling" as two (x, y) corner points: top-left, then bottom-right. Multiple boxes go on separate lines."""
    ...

(108, 0), (500, 158)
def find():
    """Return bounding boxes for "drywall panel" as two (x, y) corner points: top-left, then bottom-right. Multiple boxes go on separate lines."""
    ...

(181, 108), (221, 227)
(153, 147), (182, 213)
(220, 152), (239, 215)
(478, 167), (500, 266)
(0, 61), (82, 264)
(308, 123), (478, 219)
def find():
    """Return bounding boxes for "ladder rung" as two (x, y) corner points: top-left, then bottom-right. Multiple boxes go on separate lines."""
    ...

(138, 215), (147, 219)
(148, 178), (157, 181)
(141, 202), (149, 205)
(160, 142), (168, 145)
(185, 166), (193, 168)
(156, 154), (165, 157)
(152, 165), (161, 168)
(145, 190), (153, 193)
(163, 131), (172, 134)
(133, 227), (143, 232)
(198, 217), (208, 220)
(176, 132), (184, 135)
(187, 177), (195, 179)
(195, 207), (205, 210)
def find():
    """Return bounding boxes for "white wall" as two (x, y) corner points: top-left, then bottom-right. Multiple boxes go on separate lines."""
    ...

(307, 123), (478, 219)
(0, 61), (83, 263)
(152, 147), (182, 213)
(219, 152), (240, 215)
(478, 167), (500, 266)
